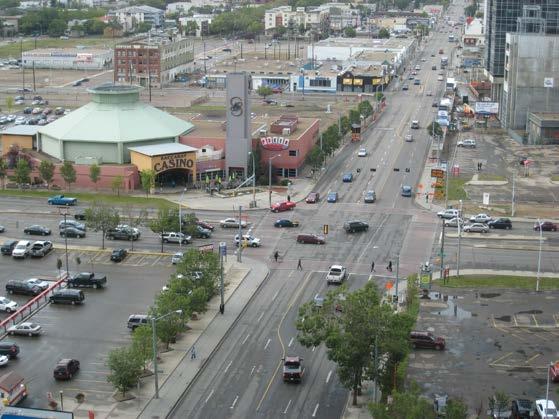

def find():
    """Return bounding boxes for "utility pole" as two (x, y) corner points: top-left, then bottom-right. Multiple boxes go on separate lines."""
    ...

(511, 171), (516, 217)
(456, 199), (463, 277)
(20, 38), (24, 93)
(203, 40), (207, 76)
(237, 205), (242, 263)
(32, 61), (36, 92)
(440, 219), (446, 283)
(394, 255), (400, 307)
(219, 242), (226, 314)
(147, 35), (152, 102)
(536, 218), (543, 291)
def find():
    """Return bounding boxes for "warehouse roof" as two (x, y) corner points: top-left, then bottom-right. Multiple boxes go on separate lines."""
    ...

(128, 143), (197, 156)
(1, 126), (40, 136)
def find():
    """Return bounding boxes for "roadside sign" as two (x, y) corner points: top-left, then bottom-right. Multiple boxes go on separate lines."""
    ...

(482, 192), (490, 205)
(219, 242), (227, 256)
(323, 224), (329, 235)
(198, 244), (214, 252)
(385, 281), (393, 290)
(431, 168), (445, 178)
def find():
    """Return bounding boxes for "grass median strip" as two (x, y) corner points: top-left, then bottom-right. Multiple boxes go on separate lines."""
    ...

(441, 275), (559, 290)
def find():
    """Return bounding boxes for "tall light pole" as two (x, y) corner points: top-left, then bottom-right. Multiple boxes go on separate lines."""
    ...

(546, 362), (553, 415)
(393, 255), (400, 308)
(511, 170), (516, 217)
(59, 209), (69, 275)
(152, 309), (183, 399)
(178, 188), (187, 248)
(536, 218), (543, 292)
(237, 205), (242, 263)
(248, 151), (256, 208)
(456, 199), (463, 277)
(268, 154), (280, 208)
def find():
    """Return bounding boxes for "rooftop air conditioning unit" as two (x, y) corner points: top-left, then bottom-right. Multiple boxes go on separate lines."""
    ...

(282, 128), (291, 135)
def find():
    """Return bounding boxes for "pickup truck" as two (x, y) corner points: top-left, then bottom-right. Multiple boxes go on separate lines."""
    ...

(68, 272), (107, 289)
(161, 232), (192, 244)
(282, 356), (303, 383)
(47, 195), (77, 206)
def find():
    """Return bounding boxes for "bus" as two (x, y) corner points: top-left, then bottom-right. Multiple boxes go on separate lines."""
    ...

(446, 77), (457, 91)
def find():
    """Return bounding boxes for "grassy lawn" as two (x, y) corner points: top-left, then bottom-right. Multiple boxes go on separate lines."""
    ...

(439, 177), (468, 201)
(441, 275), (559, 290)
(0, 189), (175, 209)
(552, 175), (559, 182)
(0, 37), (120, 59)
(478, 174), (507, 181)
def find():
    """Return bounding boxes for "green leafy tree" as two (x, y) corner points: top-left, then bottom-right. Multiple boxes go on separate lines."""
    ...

(378, 28), (390, 38)
(349, 108), (361, 125)
(84, 204), (120, 249)
(107, 18), (122, 38)
(340, 116), (351, 134)
(123, 205), (147, 251)
(0, 158), (8, 190)
(131, 325), (154, 371)
(84, 19), (106, 35)
(106, 346), (143, 397)
(180, 212), (199, 237)
(60, 160), (76, 192)
(358, 100), (373, 118)
(464, 1), (478, 17)
(344, 26), (357, 38)
(209, 6), (265, 37)
(47, 19), (67, 37)
(256, 85), (273, 98)
(298, 23), (306, 35)
(14, 159), (31, 187)
(176, 248), (220, 305)
(151, 293), (185, 349)
(445, 398), (469, 419)
(111, 175), (124, 197)
(183, 21), (198, 35)
(369, 386), (436, 419)
(5, 97), (14, 112)
(89, 163), (100, 190)
(426, 121), (443, 137)
(489, 392), (510, 418)
(149, 206), (180, 252)
(274, 25), (287, 39)
(38, 160), (55, 189)
(140, 169), (155, 197)
(376, 92), (385, 102)
(136, 21), (152, 33)
(305, 145), (325, 171)
(395, 0), (411, 10)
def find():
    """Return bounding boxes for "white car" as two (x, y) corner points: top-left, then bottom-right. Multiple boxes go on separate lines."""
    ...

(437, 75), (444, 81)
(437, 209), (460, 219)
(405, 134), (413, 142)
(469, 213), (492, 223)
(0, 355), (8, 366)
(462, 223), (489, 233)
(444, 217), (464, 228)
(357, 148), (368, 157)
(220, 218), (249, 228)
(326, 265), (347, 285)
(26, 278), (49, 291)
(0, 297), (17, 313)
(234, 234), (261, 247)
(171, 252), (183, 265)
(7, 322), (42, 336)
(457, 139), (476, 148)
(535, 400), (558, 418)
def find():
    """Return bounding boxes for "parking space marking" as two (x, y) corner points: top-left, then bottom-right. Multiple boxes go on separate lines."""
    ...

(489, 352), (513, 366)
(72, 378), (112, 384)
(151, 256), (163, 266)
(532, 315), (539, 327)
(525, 354), (541, 364)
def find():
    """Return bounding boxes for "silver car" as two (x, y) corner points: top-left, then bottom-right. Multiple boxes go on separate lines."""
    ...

(444, 217), (464, 228)
(7, 322), (42, 336)
(463, 223), (489, 233)
(171, 252), (183, 265)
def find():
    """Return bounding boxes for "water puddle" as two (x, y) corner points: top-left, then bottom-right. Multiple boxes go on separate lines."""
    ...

(422, 290), (472, 320)
(517, 310), (543, 314)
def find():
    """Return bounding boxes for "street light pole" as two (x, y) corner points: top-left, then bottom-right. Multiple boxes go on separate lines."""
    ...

(178, 188), (186, 248)
(511, 171), (516, 217)
(536, 218), (543, 292)
(237, 205), (242, 263)
(152, 309), (183, 398)
(457, 199), (463, 277)
(268, 154), (280, 208)
(249, 151), (256, 208)
(394, 255), (400, 308)
(60, 209), (69, 275)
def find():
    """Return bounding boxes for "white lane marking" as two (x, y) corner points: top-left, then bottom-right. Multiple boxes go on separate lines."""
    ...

(257, 312), (265, 322)
(264, 338), (271, 350)
(272, 290), (279, 301)
(312, 403), (320, 417)
(224, 360), (233, 373)
(283, 399), (292, 414)
(326, 370), (333, 383)
(288, 337), (294, 347)
(205, 389), (214, 404)
(356, 216), (389, 263)
(288, 271), (294, 278)
(250, 365), (256, 376)
(230, 395), (239, 409)
(242, 333), (250, 345)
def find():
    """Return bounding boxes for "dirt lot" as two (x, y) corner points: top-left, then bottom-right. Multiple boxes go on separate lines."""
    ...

(408, 286), (559, 416)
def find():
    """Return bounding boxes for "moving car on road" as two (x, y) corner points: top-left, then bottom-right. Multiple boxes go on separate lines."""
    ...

(8, 322), (41, 337)
(534, 221), (557, 232)
(326, 265), (347, 285)
(488, 218), (512, 229)
(343, 221), (369, 233)
(59, 220), (86, 231)
(24, 225), (51, 236)
(405, 133), (413, 142)
(401, 185), (413, 197)
(220, 218), (249, 228)
(364, 190), (376, 203)
(357, 148), (367, 157)
(234, 234), (261, 248)
(327, 192), (338, 203)
(305, 192), (319, 203)
(457, 139), (476, 148)
(342, 173), (353, 182)
(47, 195), (77, 206)
(271, 201), (296, 213)
(463, 223), (489, 233)
(282, 356), (303, 383)
(296, 234), (325, 244)
(274, 219), (299, 228)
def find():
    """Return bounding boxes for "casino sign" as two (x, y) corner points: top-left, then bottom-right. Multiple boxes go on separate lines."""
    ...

(128, 143), (198, 179)
(153, 152), (195, 173)
(260, 136), (290, 151)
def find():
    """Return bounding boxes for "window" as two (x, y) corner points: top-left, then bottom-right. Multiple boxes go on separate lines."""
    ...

(287, 168), (297, 177)
(289, 150), (298, 156)
(309, 78), (331, 87)
(274, 168), (284, 177)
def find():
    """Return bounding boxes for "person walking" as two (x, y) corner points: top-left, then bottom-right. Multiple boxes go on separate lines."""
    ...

(387, 261), (393, 272)
(297, 258), (302, 270)
(191, 345), (196, 360)
(371, 261), (375, 272)
(274, 251), (279, 262)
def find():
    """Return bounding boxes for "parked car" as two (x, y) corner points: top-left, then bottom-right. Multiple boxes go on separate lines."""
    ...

(444, 217), (464, 228)
(534, 221), (557, 232)
(438, 209), (461, 219)
(305, 192), (320, 203)
(53, 359), (80, 380)
(364, 190), (376, 203)
(110, 248), (127, 262)
(410, 331), (445, 350)
(67, 272), (107, 289)
(11, 240), (32, 258)
(26, 278), (49, 291)
(59, 220), (85, 231)
(54, 107), (65, 115)
(457, 139), (476, 148)
(343, 221), (369, 233)
(220, 218), (249, 228)
(0, 342), (19, 359)
(50, 289), (85, 304)
(510, 399), (535, 418)
(342, 173), (353, 182)
(296, 234), (325, 245)
(24, 225), (51, 236)
(535, 399), (557, 418)
(127, 314), (150, 330)
(0, 297), (17, 313)
(194, 225), (212, 238)
(274, 219), (299, 228)
(463, 223), (489, 233)
(60, 227), (86, 238)
(7, 322), (41, 337)
(469, 213), (492, 223)
(488, 218), (512, 229)
(171, 252), (183, 265)
(30, 240), (53, 257)
(106, 228), (139, 241)
(6, 280), (41, 296)
(271, 201), (296, 213)
(401, 185), (413, 197)
(326, 265), (347, 285)
(0, 240), (17, 256)
(327, 192), (338, 203)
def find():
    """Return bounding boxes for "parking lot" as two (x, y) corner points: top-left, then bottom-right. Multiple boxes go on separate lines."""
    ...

(408, 287), (559, 413)
(0, 254), (172, 409)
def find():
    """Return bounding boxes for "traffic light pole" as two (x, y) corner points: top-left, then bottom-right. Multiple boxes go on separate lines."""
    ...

(440, 219), (446, 283)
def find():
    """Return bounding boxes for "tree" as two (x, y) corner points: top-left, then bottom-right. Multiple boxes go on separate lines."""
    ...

(445, 398), (469, 419)
(151, 292), (186, 349)
(123, 204), (147, 251)
(84, 204), (120, 249)
(0, 159), (7, 190)
(5, 97), (13, 112)
(298, 23), (306, 35)
(131, 325), (154, 371)
(358, 100), (373, 118)
(140, 169), (155, 197)
(274, 25), (287, 39)
(84, 19), (106, 35)
(176, 248), (220, 306)
(256, 85), (273, 99)
(107, 18), (122, 38)
(111, 175), (124, 197)
(14, 159), (31, 187)
(340, 116), (351, 134)
(369, 386), (436, 419)
(60, 160), (77, 192)
(136, 21), (151, 33)
(47, 19), (67, 37)
(149, 207), (180, 252)
(378, 28), (390, 38)
(489, 392), (510, 418)
(344, 26), (357, 38)
(38, 160), (55, 189)
(183, 20), (198, 36)
(106, 346), (143, 397)
(89, 164), (101, 190)
(305, 145), (325, 171)
(464, 1), (478, 17)
(394, 0), (411, 10)
(296, 282), (414, 406)
(349, 108), (361, 125)
(426, 121), (443, 137)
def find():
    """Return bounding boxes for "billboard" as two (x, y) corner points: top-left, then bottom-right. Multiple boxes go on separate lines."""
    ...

(474, 102), (499, 115)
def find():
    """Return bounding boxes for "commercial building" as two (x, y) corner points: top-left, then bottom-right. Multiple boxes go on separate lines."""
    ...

(527, 112), (559, 144)
(264, 5), (329, 32)
(114, 35), (194, 86)
(178, 15), (212, 37)
(501, 33), (559, 130)
(463, 17), (484, 47)
(0, 126), (40, 155)
(21, 48), (112, 70)
(108, 5), (165, 32)
(310, 37), (416, 64)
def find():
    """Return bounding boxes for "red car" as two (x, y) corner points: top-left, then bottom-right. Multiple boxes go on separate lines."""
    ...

(196, 220), (215, 231)
(534, 221), (557, 232)
(305, 192), (319, 204)
(271, 201), (296, 213)
(550, 362), (559, 382)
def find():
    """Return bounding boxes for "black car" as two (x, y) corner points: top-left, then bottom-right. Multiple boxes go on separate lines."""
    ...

(511, 399), (535, 418)
(106, 228), (138, 241)
(111, 248), (128, 262)
(23, 107), (33, 114)
(60, 227), (85, 238)
(74, 211), (86, 220)
(5, 280), (41, 296)
(488, 218), (512, 229)
(274, 219), (300, 228)
(23, 225), (51, 236)
(1, 240), (18, 256)
(343, 221), (369, 233)
(54, 358), (80, 380)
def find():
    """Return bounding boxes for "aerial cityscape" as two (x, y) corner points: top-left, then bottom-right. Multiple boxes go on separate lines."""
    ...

(0, 0), (558, 417)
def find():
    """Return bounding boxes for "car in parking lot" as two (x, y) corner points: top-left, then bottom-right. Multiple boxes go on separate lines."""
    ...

(53, 359), (80, 380)
(60, 227), (86, 238)
(106, 227), (139, 240)
(463, 223), (489, 233)
(274, 219), (299, 228)
(342, 173), (353, 182)
(23, 107), (33, 114)
(305, 192), (319, 203)
(171, 252), (183, 265)
(7, 322), (42, 337)
(438, 208), (461, 219)
(457, 138), (476, 148)
(535, 399), (557, 418)
(469, 213), (492, 223)
(0, 342), (19, 359)
(357, 148), (367, 157)
(296, 234), (325, 244)
(11, 240), (32, 258)
(30, 240), (53, 257)
(534, 221), (557, 232)
(401, 185), (413, 197)
(67, 272), (106, 289)
(444, 217), (464, 228)
(343, 221), (369, 233)
(488, 218), (512, 229)
(511, 399), (535, 418)
(6, 280), (41, 296)
(23, 225), (51, 236)
(220, 218), (249, 228)
(50, 289), (85, 304)
(193, 225), (211, 238)
(326, 265), (347, 285)
(110, 248), (128, 262)
(26, 278), (49, 291)
(0, 297), (18, 313)
(271, 201), (296, 212)
(410, 331), (445, 350)
(1, 240), (18, 255)
(364, 190), (376, 203)
(59, 220), (86, 231)
(327, 192), (338, 202)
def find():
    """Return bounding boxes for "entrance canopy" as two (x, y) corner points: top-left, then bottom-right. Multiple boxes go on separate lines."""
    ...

(129, 143), (198, 178)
